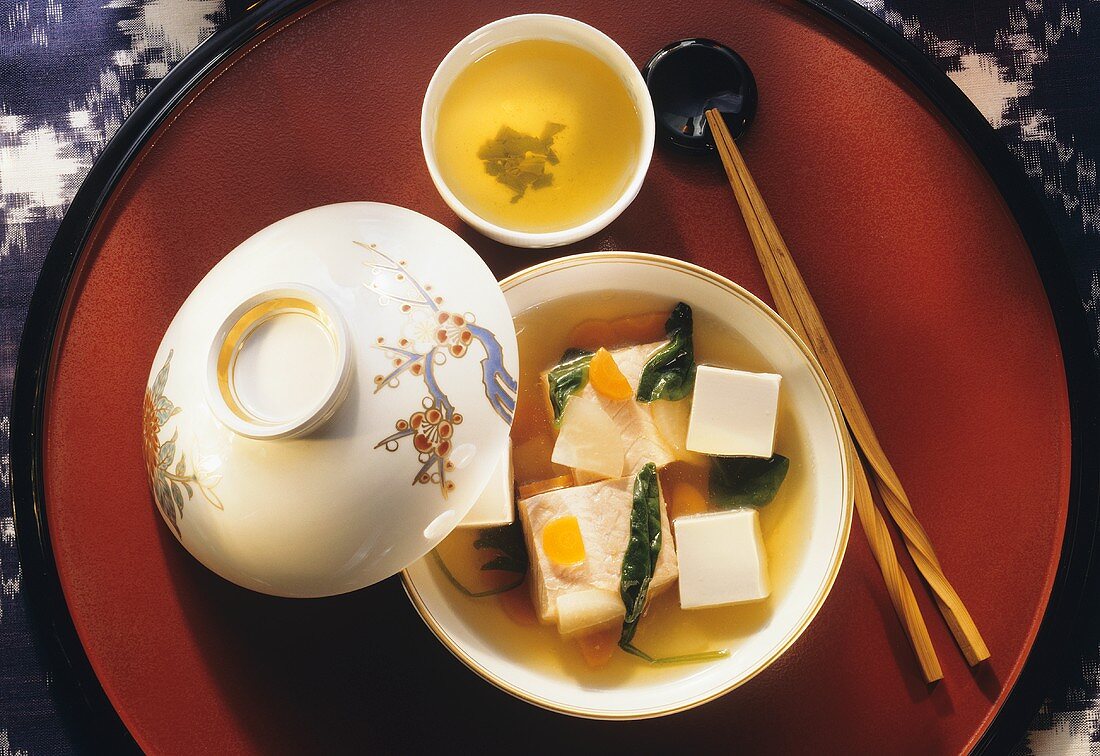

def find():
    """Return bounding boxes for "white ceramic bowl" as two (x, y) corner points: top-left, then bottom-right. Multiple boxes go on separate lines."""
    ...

(421, 15), (655, 248)
(141, 203), (518, 597)
(403, 252), (853, 718)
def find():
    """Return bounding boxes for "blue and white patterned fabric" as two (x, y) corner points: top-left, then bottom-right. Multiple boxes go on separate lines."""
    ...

(0, 0), (1097, 752)
(1, 1), (226, 752)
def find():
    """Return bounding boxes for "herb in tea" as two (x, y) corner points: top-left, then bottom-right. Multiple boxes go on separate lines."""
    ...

(478, 122), (566, 202)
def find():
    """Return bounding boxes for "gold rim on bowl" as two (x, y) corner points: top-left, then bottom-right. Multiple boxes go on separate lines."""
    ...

(401, 251), (854, 719)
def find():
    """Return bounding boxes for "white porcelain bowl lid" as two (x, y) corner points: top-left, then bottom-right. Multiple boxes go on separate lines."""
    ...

(141, 203), (518, 597)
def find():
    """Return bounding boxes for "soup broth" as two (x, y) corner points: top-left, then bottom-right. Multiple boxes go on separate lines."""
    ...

(431, 291), (812, 682)
(434, 40), (642, 234)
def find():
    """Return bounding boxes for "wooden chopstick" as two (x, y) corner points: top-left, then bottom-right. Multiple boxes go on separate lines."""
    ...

(706, 108), (988, 672)
(702, 109), (941, 682)
(852, 452), (943, 682)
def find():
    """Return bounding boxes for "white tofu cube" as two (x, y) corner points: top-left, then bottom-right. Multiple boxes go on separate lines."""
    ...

(686, 366), (781, 458)
(674, 509), (770, 609)
(458, 443), (514, 527)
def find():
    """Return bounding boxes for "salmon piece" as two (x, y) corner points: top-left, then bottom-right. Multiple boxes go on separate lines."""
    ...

(517, 475), (679, 634)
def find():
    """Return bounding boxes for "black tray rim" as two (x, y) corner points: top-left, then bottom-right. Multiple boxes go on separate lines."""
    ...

(9, 0), (1099, 752)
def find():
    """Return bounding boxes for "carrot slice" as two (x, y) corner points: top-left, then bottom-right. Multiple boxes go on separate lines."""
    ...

(670, 482), (709, 519)
(576, 629), (618, 668)
(567, 319), (617, 351)
(612, 311), (668, 344)
(568, 312), (668, 350)
(517, 474), (573, 500)
(589, 348), (633, 401)
(499, 584), (538, 627)
(542, 516), (586, 566)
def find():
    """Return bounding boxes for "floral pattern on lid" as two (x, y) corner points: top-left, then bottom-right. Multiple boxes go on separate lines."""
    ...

(362, 241), (516, 496)
(133, 202), (519, 596)
(142, 351), (223, 535)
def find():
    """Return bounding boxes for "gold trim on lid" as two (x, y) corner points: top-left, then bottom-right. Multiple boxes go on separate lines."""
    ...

(215, 296), (337, 425)
(205, 284), (353, 440)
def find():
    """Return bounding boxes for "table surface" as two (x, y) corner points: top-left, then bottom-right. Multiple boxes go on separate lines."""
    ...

(0, 0), (1097, 753)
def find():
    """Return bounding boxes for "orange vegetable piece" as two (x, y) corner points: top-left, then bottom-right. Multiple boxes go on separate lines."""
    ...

(670, 482), (709, 519)
(612, 311), (668, 344)
(588, 348), (633, 401)
(542, 516), (586, 566)
(576, 629), (618, 668)
(568, 312), (669, 350)
(567, 319), (617, 351)
(498, 584), (538, 627)
(517, 474), (573, 500)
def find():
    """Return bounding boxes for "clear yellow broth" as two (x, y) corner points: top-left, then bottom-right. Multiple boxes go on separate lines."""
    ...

(432, 291), (812, 682)
(434, 39), (642, 234)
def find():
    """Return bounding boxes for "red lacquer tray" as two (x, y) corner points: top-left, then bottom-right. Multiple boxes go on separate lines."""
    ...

(10, 0), (1099, 753)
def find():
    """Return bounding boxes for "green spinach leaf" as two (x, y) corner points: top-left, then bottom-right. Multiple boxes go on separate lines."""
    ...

(430, 521), (528, 599)
(478, 122), (566, 202)
(619, 463), (663, 650)
(636, 302), (697, 402)
(475, 521), (528, 575)
(709, 454), (790, 509)
(617, 463), (730, 665)
(547, 348), (594, 424)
